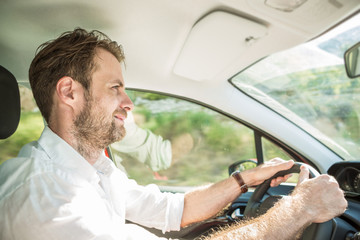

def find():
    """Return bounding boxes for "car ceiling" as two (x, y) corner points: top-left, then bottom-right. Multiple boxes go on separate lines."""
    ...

(1, 0), (359, 95)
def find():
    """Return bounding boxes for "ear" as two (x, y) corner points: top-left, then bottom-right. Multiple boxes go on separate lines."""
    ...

(55, 76), (83, 108)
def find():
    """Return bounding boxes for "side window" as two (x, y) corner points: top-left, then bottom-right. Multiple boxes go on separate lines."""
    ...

(0, 85), (43, 164)
(110, 90), (256, 187)
(262, 137), (292, 161)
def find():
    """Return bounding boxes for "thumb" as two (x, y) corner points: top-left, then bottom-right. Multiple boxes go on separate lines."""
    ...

(297, 165), (309, 186)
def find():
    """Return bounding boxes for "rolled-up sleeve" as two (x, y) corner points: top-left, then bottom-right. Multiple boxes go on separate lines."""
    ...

(122, 181), (184, 233)
(116, 171), (184, 233)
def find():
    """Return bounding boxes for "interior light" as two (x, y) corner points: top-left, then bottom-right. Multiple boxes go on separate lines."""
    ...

(265, 0), (307, 12)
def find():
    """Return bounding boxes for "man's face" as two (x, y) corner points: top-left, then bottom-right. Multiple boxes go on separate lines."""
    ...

(73, 48), (133, 150)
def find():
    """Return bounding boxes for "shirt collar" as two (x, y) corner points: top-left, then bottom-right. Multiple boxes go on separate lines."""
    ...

(38, 126), (101, 183)
(93, 153), (114, 177)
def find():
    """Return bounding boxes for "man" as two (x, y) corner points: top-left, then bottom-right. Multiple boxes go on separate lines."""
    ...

(0, 28), (347, 240)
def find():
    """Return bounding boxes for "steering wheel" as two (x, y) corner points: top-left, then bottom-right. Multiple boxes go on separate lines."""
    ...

(243, 162), (333, 240)
(244, 162), (319, 218)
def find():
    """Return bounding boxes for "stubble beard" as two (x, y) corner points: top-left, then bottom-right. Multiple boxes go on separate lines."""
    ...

(72, 95), (126, 160)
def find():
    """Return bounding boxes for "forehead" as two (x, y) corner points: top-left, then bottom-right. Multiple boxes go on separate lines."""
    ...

(92, 48), (124, 85)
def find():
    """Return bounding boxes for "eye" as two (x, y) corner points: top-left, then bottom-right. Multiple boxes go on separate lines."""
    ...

(112, 85), (120, 89)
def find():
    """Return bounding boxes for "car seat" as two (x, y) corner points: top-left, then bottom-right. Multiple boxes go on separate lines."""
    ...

(0, 65), (20, 139)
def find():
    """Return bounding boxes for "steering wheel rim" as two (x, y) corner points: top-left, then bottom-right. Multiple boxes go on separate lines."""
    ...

(244, 162), (319, 218)
(243, 162), (334, 240)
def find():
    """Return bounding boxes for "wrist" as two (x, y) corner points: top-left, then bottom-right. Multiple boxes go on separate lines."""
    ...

(289, 190), (315, 223)
(231, 171), (248, 193)
(238, 169), (255, 187)
(276, 195), (312, 229)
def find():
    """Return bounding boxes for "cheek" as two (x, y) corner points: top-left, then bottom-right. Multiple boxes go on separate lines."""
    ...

(96, 98), (119, 116)
(74, 93), (88, 116)
(91, 92), (120, 114)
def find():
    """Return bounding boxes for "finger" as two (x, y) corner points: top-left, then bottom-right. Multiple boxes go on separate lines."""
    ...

(270, 177), (282, 187)
(298, 165), (309, 185)
(283, 173), (293, 182)
(269, 157), (283, 163)
(270, 178), (279, 187)
(277, 159), (294, 171)
(270, 174), (292, 187)
(250, 160), (294, 186)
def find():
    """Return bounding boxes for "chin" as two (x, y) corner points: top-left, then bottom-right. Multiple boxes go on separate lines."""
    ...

(109, 126), (126, 144)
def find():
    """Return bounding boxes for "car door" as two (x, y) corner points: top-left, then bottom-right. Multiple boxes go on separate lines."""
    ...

(110, 89), (304, 239)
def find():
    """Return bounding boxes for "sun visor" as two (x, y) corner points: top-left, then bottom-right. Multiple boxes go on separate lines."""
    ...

(174, 11), (267, 81)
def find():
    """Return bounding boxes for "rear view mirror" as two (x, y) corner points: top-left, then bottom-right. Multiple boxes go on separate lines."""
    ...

(344, 42), (360, 78)
(228, 159), (257, 176)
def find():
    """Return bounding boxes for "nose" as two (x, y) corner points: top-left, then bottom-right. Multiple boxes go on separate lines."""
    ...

(120, 92), (134, 112)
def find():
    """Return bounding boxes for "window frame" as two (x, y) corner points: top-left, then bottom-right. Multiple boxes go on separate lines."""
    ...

(123, 88), (314, 170)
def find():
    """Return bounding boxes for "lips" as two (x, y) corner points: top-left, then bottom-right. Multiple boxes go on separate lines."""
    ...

(115, 114), (125, 121)
(114, 111), (127, 122)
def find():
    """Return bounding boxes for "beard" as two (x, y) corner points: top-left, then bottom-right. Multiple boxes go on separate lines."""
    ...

(72, 94), (126, 158)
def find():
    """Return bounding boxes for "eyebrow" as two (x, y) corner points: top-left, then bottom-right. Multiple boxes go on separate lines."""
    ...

(109, 79), (124, 87)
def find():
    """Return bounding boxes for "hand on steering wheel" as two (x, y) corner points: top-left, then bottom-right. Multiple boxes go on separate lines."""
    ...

(242, 162), (342, 240)
(244, 162), (319, 218)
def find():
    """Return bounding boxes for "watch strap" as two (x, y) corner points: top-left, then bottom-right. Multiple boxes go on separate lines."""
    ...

(231, 171), (248, 193)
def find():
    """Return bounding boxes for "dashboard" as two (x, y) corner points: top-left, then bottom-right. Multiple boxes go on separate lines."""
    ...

(328, 161), (360, 197)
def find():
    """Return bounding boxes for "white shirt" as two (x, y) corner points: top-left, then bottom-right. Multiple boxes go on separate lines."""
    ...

(0, 127), (184, 240)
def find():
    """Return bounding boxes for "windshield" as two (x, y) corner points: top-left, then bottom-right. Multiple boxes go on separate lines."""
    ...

(231, 13), (360, 161)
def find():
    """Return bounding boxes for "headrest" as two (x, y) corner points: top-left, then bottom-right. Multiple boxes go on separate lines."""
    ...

(0, 65), (20, 139)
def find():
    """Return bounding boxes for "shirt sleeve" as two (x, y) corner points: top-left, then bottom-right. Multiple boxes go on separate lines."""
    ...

(1, 171), (167, 240)
(113, 169), (185, 233)
(112, 117), (172, 172)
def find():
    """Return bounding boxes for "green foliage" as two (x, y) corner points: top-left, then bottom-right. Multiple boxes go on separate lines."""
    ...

(261, 65), (360, 157)
(127, 90), (168, 101)
(0, 111), (43, 164)
(206, 122), (241, 152)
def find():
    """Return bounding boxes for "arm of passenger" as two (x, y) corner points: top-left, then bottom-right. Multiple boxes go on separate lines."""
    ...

(112, 115), (172, 171)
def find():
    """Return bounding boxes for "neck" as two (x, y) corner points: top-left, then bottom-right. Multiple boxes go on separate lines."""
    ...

(73, 140), (103, 165)
(49, 122), (103, 165)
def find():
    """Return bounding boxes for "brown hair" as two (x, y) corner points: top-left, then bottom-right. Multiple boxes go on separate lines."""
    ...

(28, 28), (125, 123)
